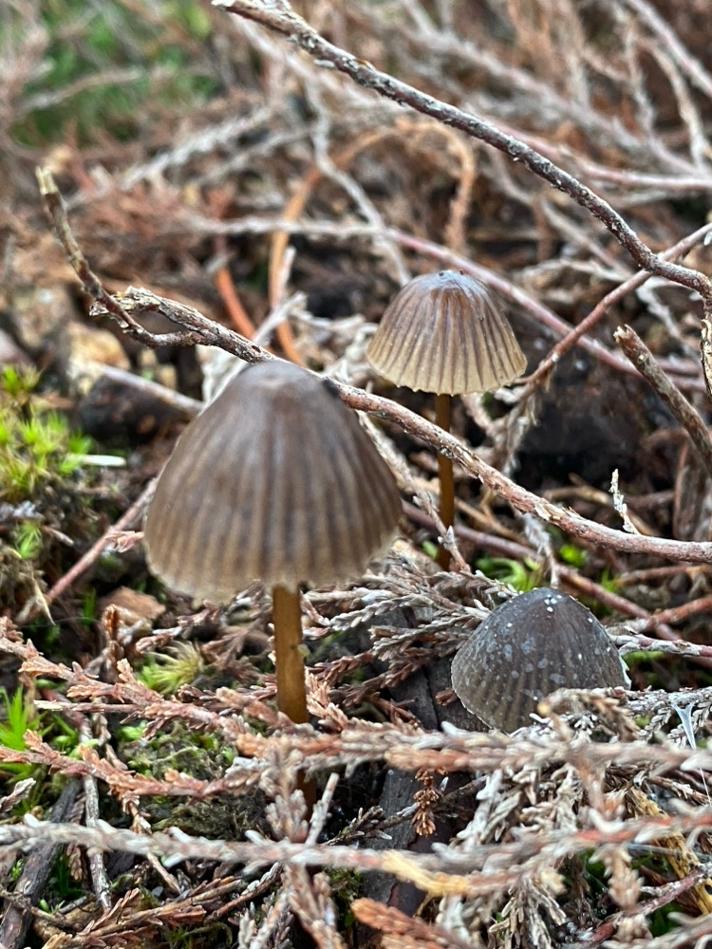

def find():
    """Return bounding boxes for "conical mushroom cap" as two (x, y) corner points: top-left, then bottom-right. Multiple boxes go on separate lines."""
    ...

(451, 587), (629, 732)
(367, 270), (526, 395)
(144, 361), (401, 602)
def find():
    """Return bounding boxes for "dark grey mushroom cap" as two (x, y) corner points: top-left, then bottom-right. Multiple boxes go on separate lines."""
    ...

(144, 361), (401, 602)
(451, 587), (629, 732)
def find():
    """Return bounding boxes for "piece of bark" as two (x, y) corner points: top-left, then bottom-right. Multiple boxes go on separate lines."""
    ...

(359, 656), (480, 942)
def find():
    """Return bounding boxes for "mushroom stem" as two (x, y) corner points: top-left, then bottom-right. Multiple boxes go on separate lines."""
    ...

(272, 584), (308, 723)
(435, 392), (455, 570)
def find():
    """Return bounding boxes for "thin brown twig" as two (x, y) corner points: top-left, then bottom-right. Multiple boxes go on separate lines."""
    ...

(625, 594), (712, 633)
(587, 867), (711, 945)
(213, 0), (712, 315)
(45, 481), (155, 605)
(615, 325), (712, 480)
(526, 222), (712, 385)
(36, 174), (712, 566)
(214, 258), (259, 338)
(79, 719), (112, 913)
(85, 284), (712, 565)
(35, 169), (204, 353)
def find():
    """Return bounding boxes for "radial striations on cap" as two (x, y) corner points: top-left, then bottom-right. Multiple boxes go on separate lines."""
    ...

(144, 361), (401, 602)
(367, 270), (527, 395)
(451, 587), (629, 732)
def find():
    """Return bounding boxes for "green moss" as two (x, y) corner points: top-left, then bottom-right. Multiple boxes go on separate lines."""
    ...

(0, 686), (81, 792)
(422, 540), (439, 560)
(624, 650), (667, 666)
(327, 868), (362, 929)
(476, 556), (540, 592)
(559, 543), (588, 568)
(0, 370), (92, 507)
(138, 642), (204, 694)
(121, 723), (232, 780)
(12, 521), (43, 561)
(11, 0), (219, 146)
(0, 689), (39, 782)
(649, 904), (682, 937)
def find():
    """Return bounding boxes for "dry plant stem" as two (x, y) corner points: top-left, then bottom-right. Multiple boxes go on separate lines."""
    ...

(588, 868), (711, 946)
(215, 1), (712, 315)
(272, 585), (308, 725)
(79, 720), (112, 913)
(35, 174), (712, 564)
(527, 222), (712, 385)
(46, 480), (155, 605)
(628, 594), (712, 632)
(268, 172), (314, 365)
(615, 325), (712, 480)
(5, 802), (712, 898)
(435, 393), (454, 571)
(214, 261), (258, 338)
(81, 364), (202, 417)
(97, 288), (712, 565)
(624, 0), (712, 100)
(36, 169), (201, 352)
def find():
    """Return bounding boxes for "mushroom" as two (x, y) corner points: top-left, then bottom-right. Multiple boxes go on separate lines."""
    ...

(367, 270), (525, 569)
(144, 360), (401, 724)
(451, 587), (629, 732)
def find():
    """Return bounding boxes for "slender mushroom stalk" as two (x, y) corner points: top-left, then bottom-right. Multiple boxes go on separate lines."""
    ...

(451, 587), (630, 732)
(143, 360), (401, 758)
(367, 270), (526, 569)
(435, 393), (454, 569)
(272, 584), (307, 724)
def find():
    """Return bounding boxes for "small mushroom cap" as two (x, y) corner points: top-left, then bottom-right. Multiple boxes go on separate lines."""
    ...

(451, 587), (629, 732)
(144, 361), (401, 602)
(367, 270), (526, 395)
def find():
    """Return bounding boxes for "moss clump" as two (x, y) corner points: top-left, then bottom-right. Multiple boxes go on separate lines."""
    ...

(120, 722), (267, 839)
(0, 367), (101, 611)
(138, 643), (204, 694)
(327, 868), (362, 930)
(0, 367), (91, 508)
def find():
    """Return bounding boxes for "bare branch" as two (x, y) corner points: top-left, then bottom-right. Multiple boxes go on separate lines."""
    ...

(615, 325), (712, 481)
(213, 1), (712, 313)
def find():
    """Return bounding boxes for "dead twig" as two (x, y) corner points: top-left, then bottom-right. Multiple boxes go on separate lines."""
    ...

(35, 169), (712, 565)
(213, 1), (712, 315)
(615, 325), (712, 480)
(45, 481), (155, 606)
(79, 719), (112, 914)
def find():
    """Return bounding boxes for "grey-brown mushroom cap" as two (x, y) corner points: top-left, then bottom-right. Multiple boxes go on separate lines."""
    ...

(451, 587), (629, 732)
(366, 270), (527, 395)
(143, 361), (401, 602)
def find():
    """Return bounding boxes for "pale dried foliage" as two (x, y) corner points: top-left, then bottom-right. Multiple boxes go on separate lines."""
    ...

(1, 0), (712, 946)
